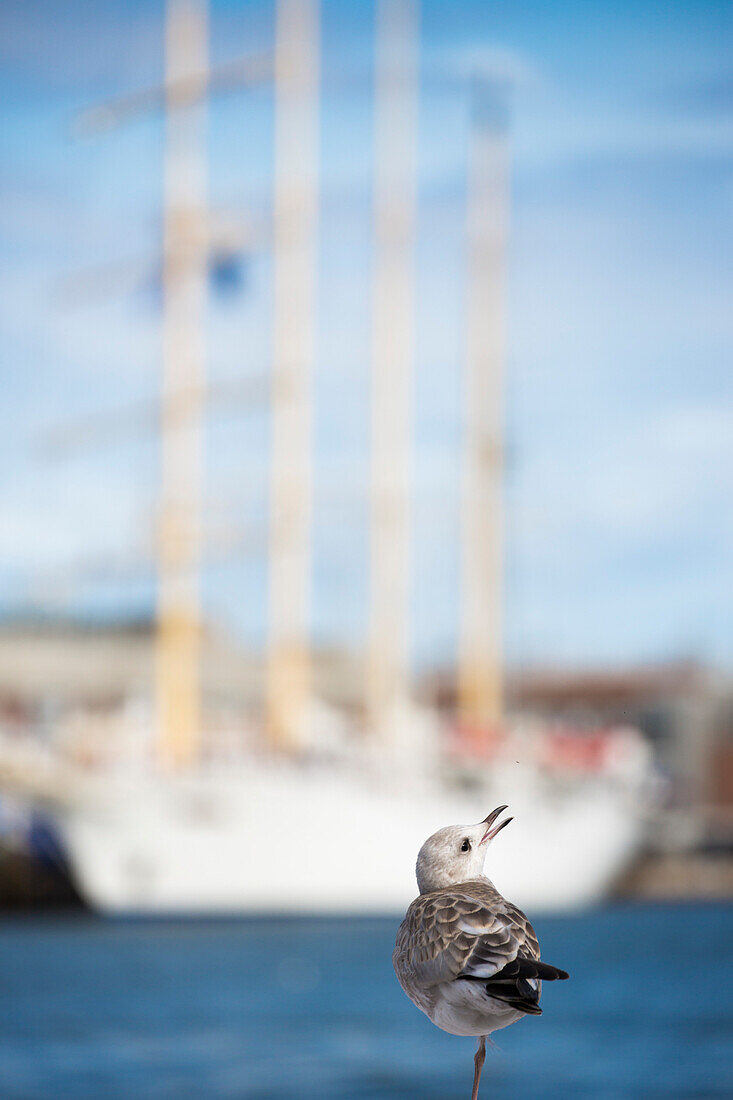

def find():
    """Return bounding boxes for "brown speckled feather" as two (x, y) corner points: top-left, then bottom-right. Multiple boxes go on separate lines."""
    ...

(393, 878), (540, 1004)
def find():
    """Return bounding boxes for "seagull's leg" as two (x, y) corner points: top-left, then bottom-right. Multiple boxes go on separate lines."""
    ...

(471, 1036), (487, 1100)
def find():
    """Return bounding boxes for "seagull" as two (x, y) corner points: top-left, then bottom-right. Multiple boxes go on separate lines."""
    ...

(393, 806), (569, 1100)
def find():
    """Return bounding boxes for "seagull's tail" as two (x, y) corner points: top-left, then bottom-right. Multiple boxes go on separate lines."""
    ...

(463, 957), (569, 1017)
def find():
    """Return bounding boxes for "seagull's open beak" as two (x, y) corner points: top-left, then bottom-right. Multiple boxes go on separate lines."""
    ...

(479, 804), (513, 844)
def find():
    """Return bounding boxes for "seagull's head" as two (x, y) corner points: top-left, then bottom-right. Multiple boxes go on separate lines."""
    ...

(415, 805), (513, 894)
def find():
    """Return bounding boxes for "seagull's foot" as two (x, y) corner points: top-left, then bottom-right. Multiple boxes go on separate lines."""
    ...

(471, 1036), (487, 1100)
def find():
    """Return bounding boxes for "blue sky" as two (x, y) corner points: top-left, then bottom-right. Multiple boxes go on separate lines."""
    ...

(1, 0), (732, 672)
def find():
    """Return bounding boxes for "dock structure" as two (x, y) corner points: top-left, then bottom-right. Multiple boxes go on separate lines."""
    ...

(458, 80), (509, 738)
(266, 0), (321, 752)
(367, 0), (419, 746)
(156, 0), (210, 768)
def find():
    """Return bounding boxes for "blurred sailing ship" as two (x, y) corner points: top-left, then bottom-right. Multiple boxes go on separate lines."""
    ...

(0, 0), (665, 914)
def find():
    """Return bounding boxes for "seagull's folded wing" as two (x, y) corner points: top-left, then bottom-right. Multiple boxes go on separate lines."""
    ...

(400, 886), (540, 989)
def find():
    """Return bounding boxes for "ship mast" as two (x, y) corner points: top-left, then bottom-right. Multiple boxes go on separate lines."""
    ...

(266, 0), (320, 751)
(458, 80), (509, 738)
(156, 0), (209, 767)
(367, 0), (419, 745)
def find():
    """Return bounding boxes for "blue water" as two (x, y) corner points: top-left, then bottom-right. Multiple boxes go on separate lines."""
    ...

(1, 904), (731, 1099)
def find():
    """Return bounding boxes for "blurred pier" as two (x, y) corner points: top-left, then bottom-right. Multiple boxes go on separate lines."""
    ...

(1, 615), (732, 907)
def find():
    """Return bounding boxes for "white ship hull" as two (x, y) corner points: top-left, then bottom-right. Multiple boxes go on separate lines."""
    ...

(51, 761), (645, 915)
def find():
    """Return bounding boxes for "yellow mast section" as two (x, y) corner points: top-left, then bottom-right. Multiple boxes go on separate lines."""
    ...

(156, 0), (209, 767)
(367, 0), (419, 742)
(458, 83), (509, 734)
(266, 0), (320, 751)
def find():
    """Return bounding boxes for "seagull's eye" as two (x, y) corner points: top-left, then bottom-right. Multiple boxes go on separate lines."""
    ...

(460, 838), (471, 852)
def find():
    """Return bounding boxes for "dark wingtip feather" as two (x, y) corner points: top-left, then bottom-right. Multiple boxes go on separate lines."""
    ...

(534, 961), (570, 981)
